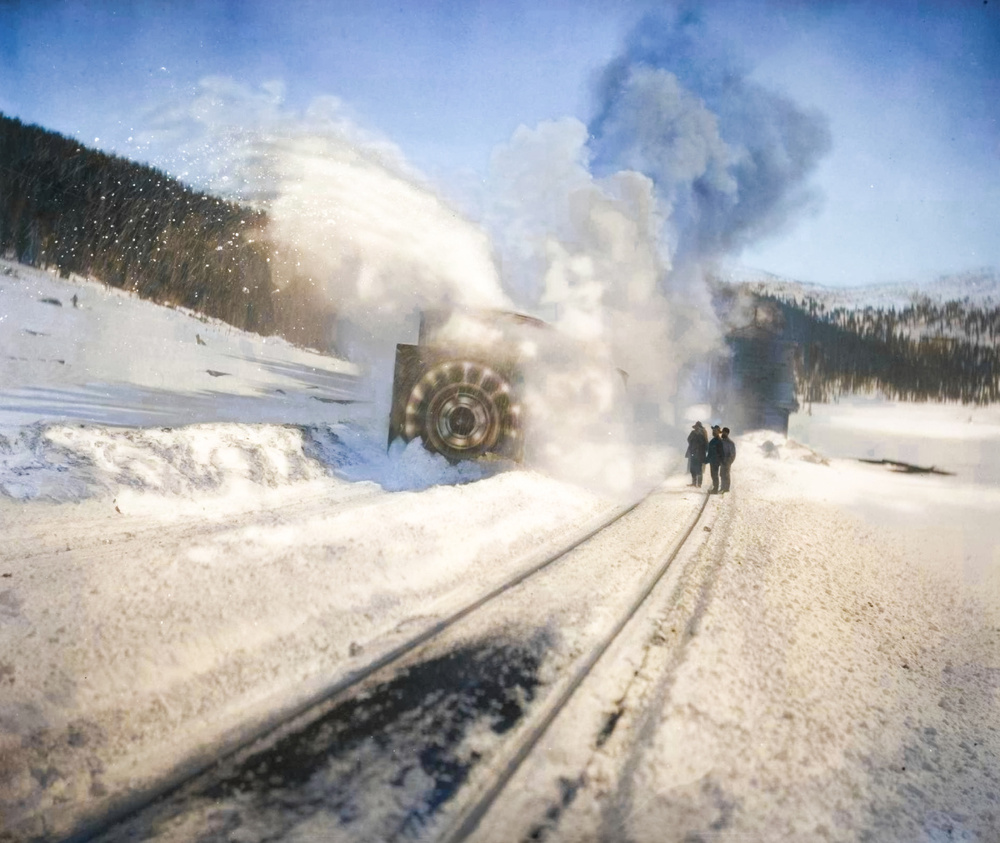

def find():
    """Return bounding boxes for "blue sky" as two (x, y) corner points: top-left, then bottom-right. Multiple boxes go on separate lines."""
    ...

(1, 0), (998, 287)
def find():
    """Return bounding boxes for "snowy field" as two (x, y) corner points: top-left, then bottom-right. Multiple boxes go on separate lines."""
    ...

(2, 261), (999, 841)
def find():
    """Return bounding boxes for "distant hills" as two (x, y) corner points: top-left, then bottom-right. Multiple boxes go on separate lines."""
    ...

(715, 264), (1000, 310)
(711, 265), (1000, 406)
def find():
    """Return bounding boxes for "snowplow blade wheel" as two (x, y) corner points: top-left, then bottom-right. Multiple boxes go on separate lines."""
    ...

(388, 344), (523, 463)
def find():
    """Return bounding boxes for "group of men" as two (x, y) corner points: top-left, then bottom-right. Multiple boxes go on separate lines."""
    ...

(685, 421), (736, 494)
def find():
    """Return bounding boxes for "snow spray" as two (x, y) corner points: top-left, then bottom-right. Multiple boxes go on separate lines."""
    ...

(475, 8), (831, 489)
(137, 79), (511, 428)
(261, 128), (515, 425)
(133, 13), (832, 495)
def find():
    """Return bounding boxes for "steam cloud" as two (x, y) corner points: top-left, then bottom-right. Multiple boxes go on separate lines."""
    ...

(481, 118), (713, 492)
(589, 8), (833, 267)
(475, 8), (831, 490)
(133, 8), (832, 495)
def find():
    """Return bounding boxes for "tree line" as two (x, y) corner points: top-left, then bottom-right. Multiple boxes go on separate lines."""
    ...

(0, 114), (331, 346)
(797, 296), (1000, 347)
(762, 293), (1000, 405)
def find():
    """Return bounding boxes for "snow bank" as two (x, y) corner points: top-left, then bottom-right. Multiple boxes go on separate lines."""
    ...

(0, 441), (609, 841)
(3, 410), (998, 842)
(0, 259), (366, 430)
(791, 399), (1000, 489)
(0, 421), (505, 508)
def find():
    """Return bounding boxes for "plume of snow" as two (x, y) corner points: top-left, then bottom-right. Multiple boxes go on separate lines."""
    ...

(130, 31), (832, 494)
(262, 131), (509, 331)
(139, 77), (509, 334)
(137, 77), (510, 425)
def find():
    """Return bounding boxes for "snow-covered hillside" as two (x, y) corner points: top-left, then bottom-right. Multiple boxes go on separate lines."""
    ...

(0, 260), (368, 430)
(718, 263), (1000, 309)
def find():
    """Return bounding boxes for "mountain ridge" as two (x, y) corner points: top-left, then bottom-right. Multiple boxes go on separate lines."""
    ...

(714, 264), (1000, 309)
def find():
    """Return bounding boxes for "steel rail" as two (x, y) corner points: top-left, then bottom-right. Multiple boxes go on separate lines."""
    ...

(58, 491), (653, 843)
(438, 487), (713, 843)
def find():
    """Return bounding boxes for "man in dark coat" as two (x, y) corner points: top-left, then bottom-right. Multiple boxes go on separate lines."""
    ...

(706, 425), (724, 493)
(720, 427), (737, 494)
(685, 421), (708, 487)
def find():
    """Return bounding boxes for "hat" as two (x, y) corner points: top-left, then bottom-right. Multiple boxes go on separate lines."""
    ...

(711, 424), (721, 431)
(692, 421), (703, 429)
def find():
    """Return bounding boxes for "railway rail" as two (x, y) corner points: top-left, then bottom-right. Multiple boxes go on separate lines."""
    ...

(439, 488), (712, 843)
(65, 482), (715, 843)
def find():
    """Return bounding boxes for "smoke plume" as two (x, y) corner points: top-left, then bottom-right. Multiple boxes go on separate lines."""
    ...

(589, 8), (832, 268)
(475, 7), (832, 490)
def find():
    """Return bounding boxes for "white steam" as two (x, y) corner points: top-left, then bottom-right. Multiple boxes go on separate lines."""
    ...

(474, 10), (831, 489)
(482, 118), (719, 492)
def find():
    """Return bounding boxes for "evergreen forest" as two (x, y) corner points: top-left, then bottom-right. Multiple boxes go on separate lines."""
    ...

(0, 114), (331, 347)
(762, 293), (1000, 405)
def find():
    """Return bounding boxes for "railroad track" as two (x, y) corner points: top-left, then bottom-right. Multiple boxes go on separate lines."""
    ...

(66, 482), (714, 843)
(439, 487), (713, 843)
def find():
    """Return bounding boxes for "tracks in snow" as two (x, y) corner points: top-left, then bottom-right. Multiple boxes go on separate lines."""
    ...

(440, 487), (713, 843)
(72, 483), (718, 843)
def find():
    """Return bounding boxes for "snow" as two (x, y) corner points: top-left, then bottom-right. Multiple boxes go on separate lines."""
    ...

(613, 435), (1000, 841)
(718, 263), (1000, 309)
(0, 261), (365, 429)
(478, 432), (1000, 842)
(2, 260), (999, 841)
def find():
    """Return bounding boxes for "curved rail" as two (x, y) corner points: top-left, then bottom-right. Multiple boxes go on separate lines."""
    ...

(60, 492), (652, 843)
(439, 487), (713, 843)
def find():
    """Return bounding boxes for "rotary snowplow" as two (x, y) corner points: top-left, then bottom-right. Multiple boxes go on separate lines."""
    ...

(387, 309), (547, 463)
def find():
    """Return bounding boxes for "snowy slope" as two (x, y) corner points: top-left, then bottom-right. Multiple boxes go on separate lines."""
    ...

(718, 262), (1000, 309)
(0, 260), (366, 429)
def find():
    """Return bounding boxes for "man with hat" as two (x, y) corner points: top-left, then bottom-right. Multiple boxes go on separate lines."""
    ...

(720, 426), (737, 494)
(685, 421), (708, 487)
(706, 424), (724, 493)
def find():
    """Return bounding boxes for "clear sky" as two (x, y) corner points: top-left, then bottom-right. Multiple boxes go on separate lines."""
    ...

(1, 0), (997, 287)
